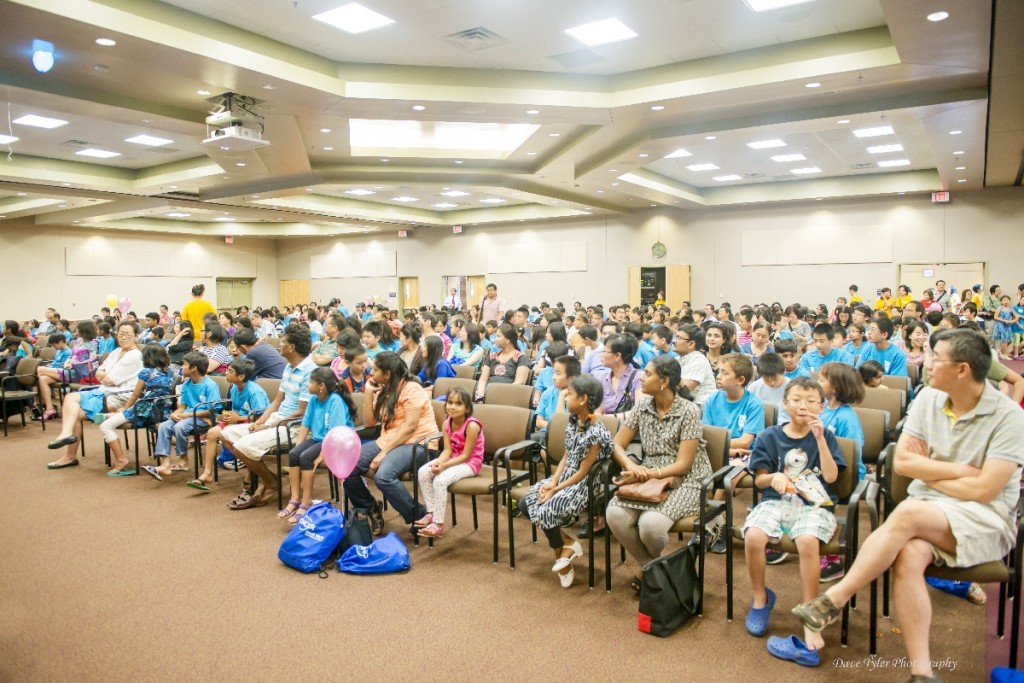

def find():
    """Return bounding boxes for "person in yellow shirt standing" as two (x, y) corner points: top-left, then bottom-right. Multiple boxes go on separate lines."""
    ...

(873, 287), (894, 318)
(893, 284), (914, 310)
(847, 284), (863, 306)
(181, 284), (217, 335)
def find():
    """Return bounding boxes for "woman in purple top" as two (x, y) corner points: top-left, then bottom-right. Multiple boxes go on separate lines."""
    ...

(596, 333), (643, 416)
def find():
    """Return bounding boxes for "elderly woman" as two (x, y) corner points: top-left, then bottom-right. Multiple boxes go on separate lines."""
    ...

(606, 356), (713, 593)
(46, 320), (143, 469)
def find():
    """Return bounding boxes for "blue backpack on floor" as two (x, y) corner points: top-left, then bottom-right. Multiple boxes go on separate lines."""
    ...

(338, 532), (411, 575)
(278, 502), (345, 573)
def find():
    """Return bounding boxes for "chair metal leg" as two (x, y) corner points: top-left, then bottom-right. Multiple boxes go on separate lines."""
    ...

(999, 581), (1008, 638)
(496, 487), (505, 565)
(869, 578), (878, 655)
(1011, 573), (1022, 668)
(471, 496), (478, 529)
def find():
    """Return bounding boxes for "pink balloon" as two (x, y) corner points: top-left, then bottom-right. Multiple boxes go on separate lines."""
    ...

(117, 296), (131, 314)
(321, 426), (361, 479)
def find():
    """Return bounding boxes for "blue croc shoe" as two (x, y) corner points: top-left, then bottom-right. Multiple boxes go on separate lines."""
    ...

(767, 635), (821, 667)
(745, 588), (776, 637)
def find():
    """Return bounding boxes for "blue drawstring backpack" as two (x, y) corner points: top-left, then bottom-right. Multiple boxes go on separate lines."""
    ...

(278, 501), (345, 573)
(338, 532), (411, 575)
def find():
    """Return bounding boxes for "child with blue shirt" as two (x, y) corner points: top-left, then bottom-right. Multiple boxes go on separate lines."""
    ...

(775, 339), (805, 380)
(533, 354), (578, 436)
(855, 316), (908, 377)
(188, 357), (271, 491)
(651, 324), (678, 358)
(742, 377), (844, 666)
(145, 351), (221, 480)
(796, 323), (854, 376)
(96, 322), (116, 355)
(48, 334), (71, 368)
(842, 323), (866, 360)
(279, 367), (356, 524)
(1014, 294), (1024, 359)
(531, 342), (570, 408)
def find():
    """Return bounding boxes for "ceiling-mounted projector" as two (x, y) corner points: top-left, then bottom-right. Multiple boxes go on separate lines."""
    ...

(201, 125), (270, 150)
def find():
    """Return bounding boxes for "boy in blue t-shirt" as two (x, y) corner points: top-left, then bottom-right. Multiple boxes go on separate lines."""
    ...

(190, 357), (271, 490)
(774, 339), (805, 380)
(700, 354), (765, 553)
(533, 354), (579, 435)
(147, 351), (221, 480)
(797, 323), (854, 376)
(854, 316), (908, 378)
(651, 325), (678, 358)
(741, 377), (844, 665)
(531, 342), (569, 408)
(48, 334), (71, 368)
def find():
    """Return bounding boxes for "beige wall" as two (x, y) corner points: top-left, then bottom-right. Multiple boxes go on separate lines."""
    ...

(0, 220), (278, 321)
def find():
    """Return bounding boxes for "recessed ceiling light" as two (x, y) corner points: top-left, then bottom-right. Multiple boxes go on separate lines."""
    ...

(747, 139), (786, 149)
(927, 11), (949, 22)
(650, 105), (664, 111)
(596, 190), (605, 193)
(392, 196), (419, 202)
(165, 212), (191, 218)
(898, 192), (906, 195)
(215, 216), (235, 221)
(526, 151), (537, 156)
(867, 144), (903, 154)
(705, 135), (717, 140)
(957, 178), (967, 183)
(168, 185), (177, 189)
(13, 114), (68, 129)
(638, 153), (649, 158)
(479, 198), (506, 204)
(949, 130), (962, 135)
(125, 134), (173, 146)
(323, 146), (334, 151)
(320, 128), (331, 133)
(345, 189), (375, 195)
(432, 202), (458, 208)
(412, 105), (425, 111)
(61, 182), (70, 187)
(441, 190), (470, 197)
(611, 182), (619, 186)
(687, 163), (719, 171)
(608, 169), (618, 172)
(664, 148), (692, 159)
(95, 38), (117, 46)
(220, 146), (229, 151)
(712, 175), (742, 182)
(251, 195), (259, 199)
(743, 0), (815, 12)
(313, 3), (396, 34)
(877, 159), (911, 167)
(816, 198), (823, 201)
(380, 158), (390, 162)
(454, 160), (463, 164)
(790, 167), (823, 174)
(235, 162), (246, 167)
(952, 150), (964, 155)
(549, 133), (560, 137)
(836, 119), (851, 124)
(770, 153), (806, 163)
(0, 134), (19, 144)
(853, 125), (894, 138)
(526, 110), (539, 115)
(262, 84), (277, 90)
(564, 18), (638, 47)
(196, 89), (211, 96)
(16, 192), (27, 196)
(76, 148), (120, 158)
(955, 165), (966, 170)
(805, 82), (822, 88)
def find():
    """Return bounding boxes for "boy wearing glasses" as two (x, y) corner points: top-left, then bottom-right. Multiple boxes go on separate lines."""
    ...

(742, 377), (844, 667)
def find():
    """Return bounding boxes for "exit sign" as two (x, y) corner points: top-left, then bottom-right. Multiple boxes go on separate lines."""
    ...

(932, 191), (949, 203)
(453, 225), (463, 234)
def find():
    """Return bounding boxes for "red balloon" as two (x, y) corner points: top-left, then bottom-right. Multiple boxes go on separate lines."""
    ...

(321, 426), (361, 479)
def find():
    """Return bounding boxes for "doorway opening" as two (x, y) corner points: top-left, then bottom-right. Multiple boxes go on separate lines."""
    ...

(216, 278), (253, 312)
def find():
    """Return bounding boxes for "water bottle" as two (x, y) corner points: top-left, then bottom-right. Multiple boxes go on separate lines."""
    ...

(779, 487), (803, 536)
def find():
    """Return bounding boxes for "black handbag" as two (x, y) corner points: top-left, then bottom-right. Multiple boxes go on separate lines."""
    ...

(638, 545), (701, 637)
(318, 507), (375, 577)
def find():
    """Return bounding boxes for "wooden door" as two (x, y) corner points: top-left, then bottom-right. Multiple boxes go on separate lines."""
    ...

(467, 276), (487, 307)
(627, 266), (641, 309)
(279, 279), (310, 308)
(665, 265), (691, 310)
(399, 277), (419, 311)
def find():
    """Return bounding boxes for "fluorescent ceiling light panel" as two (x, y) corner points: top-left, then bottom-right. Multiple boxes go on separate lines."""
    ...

(125, 134), (173, 146)
(75, 148), (120, 158)
(0, 134), (19, 144)
(13, 114), (68, 129)
(877, 159), (911, 168)
(790, 167), (822, 174)
(165, 212), (191, 218)
(564, 18), (637, 47)
(313, 3), (395, 34)
(392, 196), (419, 202)
(345, 189), (375, 195)
(712, 175), (742, 182)
(770, 153), (806, 162)
(867, 144), (903, 154)
(743, 0), (816, 11)
(853, 125), (894, 138)
(432, 203), (458, 209)
(441, 190), (470, 197)
(747, 139), (786, 149)
(349, 119), (538, 159)
(215, 216), (235, 221)
(663, 148), (692, 159)
(686, 163), (719, 171)
(479, 198), (506, 204)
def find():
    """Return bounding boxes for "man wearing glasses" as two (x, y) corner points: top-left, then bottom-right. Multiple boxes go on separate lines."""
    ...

(794, 328), (1024, 681)
(672, 323), (716, 407)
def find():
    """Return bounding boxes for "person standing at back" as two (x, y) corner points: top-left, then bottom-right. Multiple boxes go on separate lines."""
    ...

(480, 283), (505, 325)
(181, 284), (217, 336)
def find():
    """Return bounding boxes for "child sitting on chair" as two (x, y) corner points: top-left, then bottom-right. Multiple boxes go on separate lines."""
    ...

(742, 377), (844, 668)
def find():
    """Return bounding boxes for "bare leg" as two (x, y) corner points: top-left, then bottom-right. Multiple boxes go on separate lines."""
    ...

(795, 535), (825, 650)
(199, 426), (223, 483)
(107, 439), (129, 470)
(893, 539), (938, 678)
(744, 527), (770, 607)
(49, 413), (87, 466)
(54, 394), (83, 440)
(299, 469), (316, 507)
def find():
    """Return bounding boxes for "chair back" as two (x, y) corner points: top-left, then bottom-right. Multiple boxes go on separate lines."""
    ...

(212, 375), (230, 399)
(38, 347), (56, 362)
(453, 364), (477, 380)
(468, 404), (533, 460)
(833, 436), (858, 503)
(256, 378), (281, 402)
(266, 337), (282, 349)
(431, 377), (476, 400)
(763, 403), (777, 428)
(431, 399), (447, 428)
(880, 375), (912, 393)
(484, 383), (533, 409)
(855, 387), (905, 438)
(350, 392), (366, 427)
(702, 424), (730, 472)
(851, 406), (889, 464)
(907, 363), (920, 387)
(545, 412), (618, 464)
(13, 357), (41, 387)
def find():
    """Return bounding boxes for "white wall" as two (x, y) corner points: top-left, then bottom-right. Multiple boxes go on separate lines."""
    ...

(0, 220), (278, 320)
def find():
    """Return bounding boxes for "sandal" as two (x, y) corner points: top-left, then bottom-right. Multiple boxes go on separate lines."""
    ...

(414, 513), (433, 527)
(227, 493), (266, 510)
(185, 479), (211, 491)
(967, 582), (987, 605)
(418, 522), (445, 537)
(287, 505), (310, 525)
(278, 500), (301, 519)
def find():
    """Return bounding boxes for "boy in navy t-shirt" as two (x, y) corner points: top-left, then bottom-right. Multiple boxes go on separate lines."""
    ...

(147, 351), (221, 480)
(742, 377), (844, 667)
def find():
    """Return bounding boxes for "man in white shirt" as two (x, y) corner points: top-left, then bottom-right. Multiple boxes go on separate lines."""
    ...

(443, 288), (460, 309)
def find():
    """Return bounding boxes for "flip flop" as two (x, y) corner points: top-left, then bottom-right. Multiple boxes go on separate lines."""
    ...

(142, 465), (163, 481)
(107, 469), (137, 477)
(185, 479), (211, 491)
(47, 459), (79, 470)
(767, 635), (820, 667)
(170, 465), (189, 472)
(746, 588), (776, 637)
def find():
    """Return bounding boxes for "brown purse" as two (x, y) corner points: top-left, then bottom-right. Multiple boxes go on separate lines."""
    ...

(617, 476), (681, 503)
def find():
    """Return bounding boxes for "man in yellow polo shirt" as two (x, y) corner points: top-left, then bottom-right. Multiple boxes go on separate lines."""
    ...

(181, 283), (217, 335)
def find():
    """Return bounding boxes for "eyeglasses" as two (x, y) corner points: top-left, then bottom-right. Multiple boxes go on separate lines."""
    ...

(786, 397), (822, 407)
(116, 332), (135, 338)
(931, 358), (964, 365)
(675, 336), (692, 343)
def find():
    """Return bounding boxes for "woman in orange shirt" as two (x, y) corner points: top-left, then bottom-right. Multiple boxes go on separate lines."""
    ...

(342, 351), (438, 535)
(180, 284), (217, 335)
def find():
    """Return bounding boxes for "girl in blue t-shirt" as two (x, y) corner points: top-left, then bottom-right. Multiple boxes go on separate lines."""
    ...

(280, 367), (356, 525)
(418, 335), (456, 386)
(1013, 294), (1024, 359)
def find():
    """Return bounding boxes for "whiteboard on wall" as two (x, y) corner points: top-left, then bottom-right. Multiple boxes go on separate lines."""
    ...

(65, 246), (212, 277)
(311, 250), (397, 279)
(741, 226), (892, 265)
(489, 242), (587, 274)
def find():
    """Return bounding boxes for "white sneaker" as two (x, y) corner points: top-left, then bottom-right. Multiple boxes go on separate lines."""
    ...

(558, 567), (574, 588)
(551, 541), (583, 572)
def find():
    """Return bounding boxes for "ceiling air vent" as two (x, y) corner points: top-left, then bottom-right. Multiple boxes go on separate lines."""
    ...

(445, 27), (508, 52)
(144, 147), (182, 155)
(743, 173), (766, 179)
(61, 139), (94, 147)
(161, 190), (200, 199)
(851, 162), (876, 169)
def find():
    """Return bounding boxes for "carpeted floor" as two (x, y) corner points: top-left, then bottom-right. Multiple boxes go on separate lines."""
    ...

(0, 415), (1002, 682)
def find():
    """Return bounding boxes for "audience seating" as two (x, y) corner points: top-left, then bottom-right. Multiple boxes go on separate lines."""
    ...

(855, 387), (906, 441)
(0, 357), (43, 437)
(483, 383), (534, 410)
(430, 377), (476, 401)
(453, 364), (477, 380)
(763, 403), (777, 428)
(879, 375), (912, 393)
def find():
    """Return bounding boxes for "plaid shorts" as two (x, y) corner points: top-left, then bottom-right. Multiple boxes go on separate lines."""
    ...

(743, 499), (837, 543)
